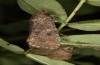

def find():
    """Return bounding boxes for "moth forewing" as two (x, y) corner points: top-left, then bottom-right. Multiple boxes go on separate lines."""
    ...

(27, 12), (60, 49)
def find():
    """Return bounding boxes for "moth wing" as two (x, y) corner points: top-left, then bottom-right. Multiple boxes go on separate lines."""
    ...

(27, 12), (60, 49)
(27, 28), (60, 49)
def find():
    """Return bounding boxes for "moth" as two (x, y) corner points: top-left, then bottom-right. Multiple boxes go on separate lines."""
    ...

(31, 46), (73, 60)
(27, 12), (60, 49)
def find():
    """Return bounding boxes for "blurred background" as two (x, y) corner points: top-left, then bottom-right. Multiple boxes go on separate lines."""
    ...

(0, 0), (100, 65)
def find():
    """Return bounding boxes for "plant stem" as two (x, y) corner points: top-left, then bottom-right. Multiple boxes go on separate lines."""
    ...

(58, 0), (86, 32)
(24, 48), (33, 54)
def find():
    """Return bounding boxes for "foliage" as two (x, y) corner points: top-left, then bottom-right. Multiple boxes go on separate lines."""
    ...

(0, 0), (100, 65)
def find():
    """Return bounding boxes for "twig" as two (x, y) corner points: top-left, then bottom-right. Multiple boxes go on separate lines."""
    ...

(58, 0), (86, 31)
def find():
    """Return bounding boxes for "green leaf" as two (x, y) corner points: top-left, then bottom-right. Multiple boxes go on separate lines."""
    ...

(0, 58), (19, 65)
(75, 48), (100, 57)
(61, 34), (100, 48)
(68, 20), (100, 31)
(0, 38), (24, 54)
(87, 0), (100, 7)
(0, 48), (33, 65)
(26, 54), (74, 65)
(17, 0), (67, 22)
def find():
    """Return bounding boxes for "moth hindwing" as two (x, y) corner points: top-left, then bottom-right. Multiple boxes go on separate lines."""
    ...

(30, 46), (73, 60)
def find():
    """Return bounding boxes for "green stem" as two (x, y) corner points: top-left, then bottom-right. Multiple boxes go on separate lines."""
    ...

(24, 48), (33, 54)
(58, 0), (86, 32)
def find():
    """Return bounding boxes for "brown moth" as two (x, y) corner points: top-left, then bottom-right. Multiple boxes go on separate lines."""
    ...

(48, 46), (73, 60)
(31, 46), (73, 60)
(27, 12), (60, 49)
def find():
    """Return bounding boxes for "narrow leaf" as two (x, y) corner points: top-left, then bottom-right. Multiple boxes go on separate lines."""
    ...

(17, 0), (67, 22)
(26, 54), (74, 65)
(0, 38), (24, 54)
(61, 34), (100, 48)
(68, 20), (100, 31)
(87, 0), (100, 7)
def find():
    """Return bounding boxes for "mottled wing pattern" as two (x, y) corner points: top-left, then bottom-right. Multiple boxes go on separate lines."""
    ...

(31, 46), (73, 60)
(27, 12), (60, 49)
(48, 46), (73, 60)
